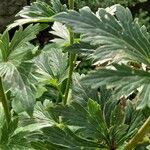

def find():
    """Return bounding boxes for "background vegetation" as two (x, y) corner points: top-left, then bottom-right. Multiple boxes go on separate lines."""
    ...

(0, 0), (149, 150)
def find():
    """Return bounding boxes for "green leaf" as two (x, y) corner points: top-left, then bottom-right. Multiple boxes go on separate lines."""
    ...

(44, 96), (144, 149)
(9, 24), (48, 53)
(87, 99), (108, 140)
(64, 41), (97, 57)
(54, 5), (150, 66)
(8, 2), (54, 29)
(50, 0), (67, 13)
(20, 100), (104, 149)
(33, 101), (58, 126)
(54, 4), (150, 109)
(0, 24), (47, 114)
(0, 100), (61, 150)
(72, 73), (100, 106)
(50, 21), (70, 46)
(0, 122), (41, 150)
(0, 31), (9, 61)
(40, 125), (104, 149)
(8, 0), (66, 29)
(82, 63), (150, 109)
(139, 84), (150, 109)
(32, 140), (67, 150)
(124, 101), (144, 134)
(34, 45), (68, 85)
(0, 112), (35, 150)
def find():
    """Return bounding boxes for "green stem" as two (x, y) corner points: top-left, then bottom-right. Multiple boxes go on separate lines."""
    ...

(124, 116), (150, 150)
(63, 0), (76, 105)
(63, 53), (76, 105)
(56, 85), (64, 104)
(0, 77), (11, 125)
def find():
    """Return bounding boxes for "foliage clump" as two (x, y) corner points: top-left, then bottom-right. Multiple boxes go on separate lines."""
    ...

(0, 0), (149, 150)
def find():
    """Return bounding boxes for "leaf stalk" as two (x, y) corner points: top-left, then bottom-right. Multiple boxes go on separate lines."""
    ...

(63, 0), (76, 105)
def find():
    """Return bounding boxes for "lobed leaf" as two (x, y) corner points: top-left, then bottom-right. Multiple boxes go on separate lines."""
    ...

(54, 5), (150, 66)
(8, 0), (66, 29)
(34, 45), (68, 85)
(0, 24), (47, 114)
(82, 63), (150, 109)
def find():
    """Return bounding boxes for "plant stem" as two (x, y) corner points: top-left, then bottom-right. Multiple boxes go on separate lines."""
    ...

(56, 85), (64, 104)
(63, 0), (76, 105)
(0, 77), (11, 125)
(63, 53), (76, 105)
(124, 116), (150, 150)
